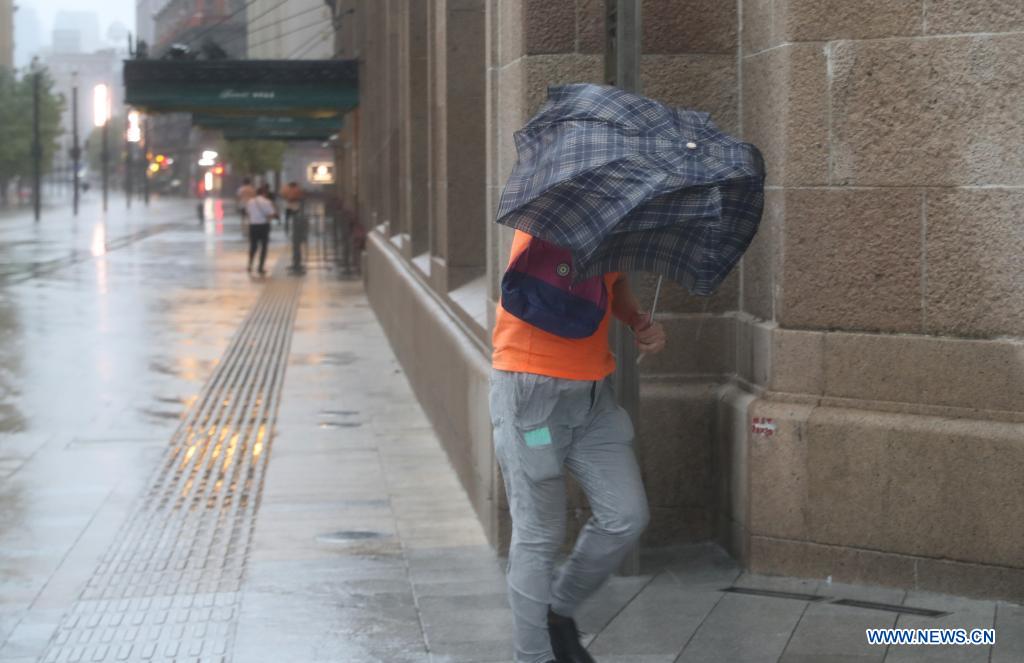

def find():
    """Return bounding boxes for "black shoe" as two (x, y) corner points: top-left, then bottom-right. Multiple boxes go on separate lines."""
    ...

(548, 609), (595, 663)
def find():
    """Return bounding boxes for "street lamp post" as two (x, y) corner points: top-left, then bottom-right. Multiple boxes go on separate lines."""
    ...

(31, 58), (42, 222)
(94, 84), (110, 212)
(71, 71), (81, 216)
(142, 116), (150, 206)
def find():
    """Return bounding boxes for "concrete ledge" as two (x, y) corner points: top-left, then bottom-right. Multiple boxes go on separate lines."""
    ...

(365, 232), (500, 546)
(749, 536), (1024, 604)
(743, 400), (1024, 599)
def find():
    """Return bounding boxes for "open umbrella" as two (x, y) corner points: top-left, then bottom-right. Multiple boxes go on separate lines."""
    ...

(495, 83), (765, 297)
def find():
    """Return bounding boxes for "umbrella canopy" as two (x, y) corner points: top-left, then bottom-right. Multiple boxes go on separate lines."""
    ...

(495, 84), (765, 295)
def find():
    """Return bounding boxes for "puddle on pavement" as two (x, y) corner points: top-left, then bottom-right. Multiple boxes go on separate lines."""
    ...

(138, 407), (182, 421)
(316, 530), (386, 543)
(290, 352), (359, 366)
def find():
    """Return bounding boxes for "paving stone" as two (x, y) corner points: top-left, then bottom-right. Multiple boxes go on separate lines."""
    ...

(676, 592), (807, 662)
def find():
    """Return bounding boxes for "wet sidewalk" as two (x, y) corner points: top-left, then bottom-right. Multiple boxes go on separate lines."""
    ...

(0, 199), (1020, 662)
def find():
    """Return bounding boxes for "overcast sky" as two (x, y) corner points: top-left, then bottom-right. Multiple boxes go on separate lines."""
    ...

(20, 0), (136, 43)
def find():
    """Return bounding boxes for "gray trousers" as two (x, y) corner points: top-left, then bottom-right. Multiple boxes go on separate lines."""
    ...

(490, 369), (650, 663)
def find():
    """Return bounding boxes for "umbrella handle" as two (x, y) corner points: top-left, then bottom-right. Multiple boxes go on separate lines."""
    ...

(635, 276), (663, 365)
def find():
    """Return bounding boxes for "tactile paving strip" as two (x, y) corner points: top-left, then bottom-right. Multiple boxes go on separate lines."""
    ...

(40, 277), (302, 663)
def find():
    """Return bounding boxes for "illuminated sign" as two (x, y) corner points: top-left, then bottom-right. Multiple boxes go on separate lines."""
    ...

(307, 162), (335, 184)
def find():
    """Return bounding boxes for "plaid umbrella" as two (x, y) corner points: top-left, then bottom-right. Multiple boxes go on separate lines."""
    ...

(495, 83), (765, 296)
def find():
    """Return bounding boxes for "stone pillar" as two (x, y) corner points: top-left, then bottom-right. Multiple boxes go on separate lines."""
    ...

(733, 0), (1024, 599)
(424, 0), (488, 292)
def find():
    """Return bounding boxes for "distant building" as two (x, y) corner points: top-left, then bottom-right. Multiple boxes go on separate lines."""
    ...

(53, 10), (101, 53)
(0, 0), (13, 69)
(51, 28), (81, 55)
(153, 0), (247, 57)
(246, 0), (332, 60)
(134, 0), (160, 48)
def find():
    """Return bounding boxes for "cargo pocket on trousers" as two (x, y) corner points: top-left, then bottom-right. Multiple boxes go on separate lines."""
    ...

(516, 424), (562, 482)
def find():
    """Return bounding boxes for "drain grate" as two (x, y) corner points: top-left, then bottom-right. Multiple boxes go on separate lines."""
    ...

(832, 599), (950, 618)
(40, 277), (302, 663)
(720, 587), (950, 618)
(721, 586), (826, 602)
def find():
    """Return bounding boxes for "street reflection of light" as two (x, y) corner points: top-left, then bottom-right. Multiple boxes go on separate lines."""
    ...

(222, 432), (240, 472)
(90, 223), (107, 257)
(214, 199), (224, 221)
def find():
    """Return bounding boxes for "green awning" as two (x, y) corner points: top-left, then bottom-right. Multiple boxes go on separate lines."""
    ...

(124, 59), (358, 116)
(193, 114), (343, 141)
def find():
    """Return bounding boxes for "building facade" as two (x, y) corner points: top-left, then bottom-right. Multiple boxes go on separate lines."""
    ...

(135, 0), (161, 47)
(246, 0), (333, 60)
(0, 0), (12, 69)
(153, 0), (248, 54)
(336, 0), (1024, 601)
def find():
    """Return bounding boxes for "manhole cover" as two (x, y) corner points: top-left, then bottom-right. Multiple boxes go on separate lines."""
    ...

(316, 530), (385, 543)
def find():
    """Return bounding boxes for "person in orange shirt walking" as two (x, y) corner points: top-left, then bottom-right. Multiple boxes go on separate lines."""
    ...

(491, 230), (666, 663)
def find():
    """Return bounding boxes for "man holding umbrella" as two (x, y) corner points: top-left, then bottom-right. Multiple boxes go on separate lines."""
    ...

(490, 85), (765, 663)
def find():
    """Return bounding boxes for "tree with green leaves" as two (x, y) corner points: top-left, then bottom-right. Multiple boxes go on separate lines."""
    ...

(224, 140), (285, 179)
(0, 66), (66, 206)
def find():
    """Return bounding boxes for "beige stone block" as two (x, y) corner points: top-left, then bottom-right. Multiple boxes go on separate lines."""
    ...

(641, 54), (738, 134)
(522, 53), (604, 117)
(497, 0), (524, 65)
(643, 506), (715, 546)
(632, 270), (739, 316)
(924, 189), (1024, 338)
(781, 0), (922, 41)
(524, 0), (576, 54)
(644, 0), (738, 54)
(741, 188), (780, 321)
(823, 332), (1024, 412)
(496, 57), (527, 184)
(771, 327), (824, 395)
(741, 43), (829, 186)
(741, 0), (780, 55)
(715, 384), (757, 561)
(804, 408), (1024, 567)
(748, 536), (917, 588)
(638, 315), (735, 377)
(636, 383), (717, 508)
(831, 35), (1024, 186)
(778, 188), (923, 333)
(925, 0), (1024, 34)
(916, 558), (1024, 603)
(575, 0), (605, 54)
(747, 401), (816, 541)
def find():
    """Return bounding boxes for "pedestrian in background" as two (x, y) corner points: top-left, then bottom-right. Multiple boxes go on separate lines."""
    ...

(281, 181), (305, 233)
(245, 184), (277, 276)
(236, 177), (256, 236)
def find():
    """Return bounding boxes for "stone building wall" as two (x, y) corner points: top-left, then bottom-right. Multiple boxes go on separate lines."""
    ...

(335, 0), (1024, 601)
